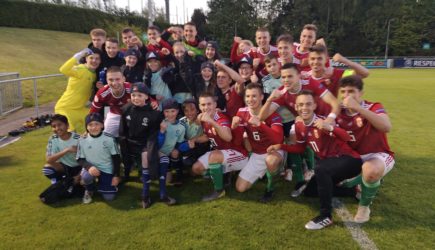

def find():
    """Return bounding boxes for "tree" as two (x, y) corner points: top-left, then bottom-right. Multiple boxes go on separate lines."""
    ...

(191, 8), (207, 39)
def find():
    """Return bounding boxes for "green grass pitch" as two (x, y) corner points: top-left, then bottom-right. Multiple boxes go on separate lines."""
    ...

(0, 69), (434, 249)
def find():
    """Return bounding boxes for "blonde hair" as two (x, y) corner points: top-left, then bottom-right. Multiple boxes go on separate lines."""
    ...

(90, 28), (106, 37)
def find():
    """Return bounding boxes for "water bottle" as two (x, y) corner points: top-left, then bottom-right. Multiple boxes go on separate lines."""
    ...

(99, 68), (107, 85)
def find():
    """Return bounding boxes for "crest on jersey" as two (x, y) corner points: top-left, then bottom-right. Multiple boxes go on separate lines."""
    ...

(356, 117), (363, 128)
(313, 129), (319, 139)
(142, 117), (149, 126)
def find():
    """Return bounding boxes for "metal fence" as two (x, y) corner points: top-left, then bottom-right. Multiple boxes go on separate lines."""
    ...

(0, 72), (22, 116)
(0, 74), (63, 117)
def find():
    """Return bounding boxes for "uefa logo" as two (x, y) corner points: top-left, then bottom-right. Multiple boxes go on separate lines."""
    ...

(405, 59), (413, 67)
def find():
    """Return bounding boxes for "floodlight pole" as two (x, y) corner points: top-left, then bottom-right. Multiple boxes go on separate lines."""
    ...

(384, 19), (394, 60)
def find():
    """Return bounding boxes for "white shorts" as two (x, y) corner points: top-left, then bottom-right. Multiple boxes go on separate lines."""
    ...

(103, 112), (121, 137)
(198, 149), (248, 173)
(239, 151), (284, 184)
(361, 152), (395, 176)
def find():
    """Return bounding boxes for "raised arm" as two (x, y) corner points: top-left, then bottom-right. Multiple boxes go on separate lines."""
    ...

(333, 53), (370, 78)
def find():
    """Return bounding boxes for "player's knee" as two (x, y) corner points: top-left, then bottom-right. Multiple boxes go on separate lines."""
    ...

(235, 178), (249, 193)
(362, 161), (383, 182)
(266, 154), (281, 171)
(102, 193), (116, 201)
(170, 149), (180, 159)
(208, 150), (223, 164)
(42, 166), (57, 179)
(192, 162), (204, 175)
(80, 170), (94, 185)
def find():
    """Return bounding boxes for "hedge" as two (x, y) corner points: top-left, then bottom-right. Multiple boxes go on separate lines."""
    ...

(0, 1), (169, 36)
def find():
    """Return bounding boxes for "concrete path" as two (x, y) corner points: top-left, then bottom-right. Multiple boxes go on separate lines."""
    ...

(0, 102), (55, 136)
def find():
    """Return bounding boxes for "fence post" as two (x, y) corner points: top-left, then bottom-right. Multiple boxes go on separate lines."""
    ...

(33, 78), (39, 117)
(0, 90), (3, 115)
(17, 73), (23, 108)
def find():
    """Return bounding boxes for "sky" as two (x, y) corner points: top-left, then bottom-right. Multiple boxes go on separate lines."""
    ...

(114, 0), (209, 24)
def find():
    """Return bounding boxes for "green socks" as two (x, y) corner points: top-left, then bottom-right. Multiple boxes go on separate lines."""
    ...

(342, 175), (363, 188)
(360, 179), (381, 206)
(266, 170), (278, 192)
(303, 147), (315, 170)
(288, 154), (304, 182)
(209, 163), (223, 191)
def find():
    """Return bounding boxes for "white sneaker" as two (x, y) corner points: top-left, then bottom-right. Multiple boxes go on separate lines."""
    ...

(304, 169), (315, 182)
(354, 206), (371, 223)
(284, 169), (293, 182)
(82, 191), (93, 204)
(305, 215), (333, 230)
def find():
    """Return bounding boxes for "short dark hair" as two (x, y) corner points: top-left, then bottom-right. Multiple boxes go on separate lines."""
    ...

(281, 63), (300, 73)
(182, 98), (199, 111)
(309, 44), (327, 54)
(256, 27), (270, 33)
(276, 34), (293, 44)
(106, 37), (119, 44)
(184, 22), (197, 29)
(303, 24), (318, 33)
(245, 83), (264, 94)
(264, 54), (278, 65)
(339, 75), (364, 91)
(51, 114), (69, 125)
(198, 92), (216, 101)
(297, 89), (315, 98)
(106, 66), (122, 74)
(122, 27), (134, 34)
(147, 25), (161, 33)
(88, 47), (103, 57)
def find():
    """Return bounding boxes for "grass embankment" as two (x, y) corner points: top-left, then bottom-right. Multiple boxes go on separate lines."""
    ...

(0, 27), (88, 106)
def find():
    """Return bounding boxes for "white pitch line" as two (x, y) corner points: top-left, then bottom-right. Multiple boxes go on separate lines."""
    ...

(332, 198), (378, 250)
(0, 136), (21, 149)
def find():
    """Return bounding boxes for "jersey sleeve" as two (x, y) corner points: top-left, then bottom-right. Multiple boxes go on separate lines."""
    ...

(76, 139), (86, 160)
(108, 136), (120, 155)
(59, 57), (79, 78)
(217, 116), (231, 128)
(46, 137), (56, 157)
(272, 94), (286, 108)
(310, 80), (329, 98)
(177, 126), (186, 143)
(370, 103), (387, 114)
(89, 90), (104, 113)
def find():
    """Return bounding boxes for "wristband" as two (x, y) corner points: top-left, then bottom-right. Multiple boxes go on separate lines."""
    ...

(327, 113), (337, 120)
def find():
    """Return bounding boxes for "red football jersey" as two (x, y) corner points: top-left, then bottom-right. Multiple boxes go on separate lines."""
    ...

(223, 86), (245, 118)
(146, 39), (172, 66)
(337, 101), (394, 156)
(235, 107), (283, 154)
(292, 43), (310, 73)
(282, 115), (360, 159)
(90, 82), (131, 115)
(292, 42), (331, 79)
(249, 46), (279, 77)
(201, 112), (247, 156)
(311, 68), (345, 97)
(272, 79), (331, 116)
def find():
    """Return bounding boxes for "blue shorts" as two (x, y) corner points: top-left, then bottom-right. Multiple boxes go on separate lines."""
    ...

(97, 172), (118, 194)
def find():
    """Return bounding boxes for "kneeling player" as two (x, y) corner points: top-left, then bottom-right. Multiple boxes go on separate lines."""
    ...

(43, 114), (81, 184)
(77, 113), (121, 204)
(232, 83), (284, 202)
(337, 75), (395, 223)
(192, 93), (248, 201)
(268, 90), (362, 230)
